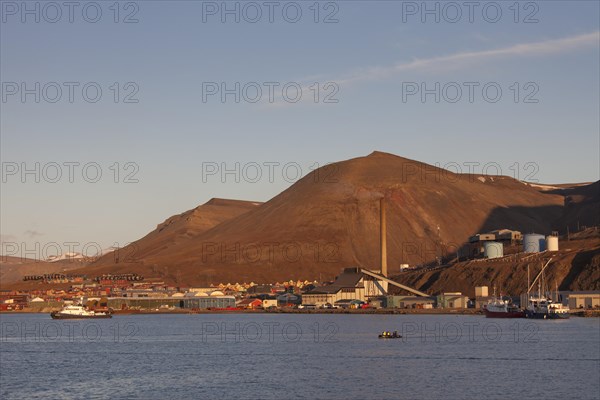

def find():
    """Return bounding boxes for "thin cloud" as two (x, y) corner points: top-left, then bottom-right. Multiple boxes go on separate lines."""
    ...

(24, 230), (43, 239)
(335, 31), (600, 86)
(262, 31), (599, 108)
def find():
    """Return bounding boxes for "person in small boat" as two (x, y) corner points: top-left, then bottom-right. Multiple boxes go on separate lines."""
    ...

(393, 331), (399, 338)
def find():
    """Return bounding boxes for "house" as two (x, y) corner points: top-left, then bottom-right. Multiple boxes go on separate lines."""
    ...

(276, 293), (299, 306)
(247, 284), (273, 295)
(262, 299), (278, 308)
(237, 298), (263, 309)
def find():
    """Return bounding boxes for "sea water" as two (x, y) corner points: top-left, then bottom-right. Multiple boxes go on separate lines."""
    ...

(1, 313), (598, 399)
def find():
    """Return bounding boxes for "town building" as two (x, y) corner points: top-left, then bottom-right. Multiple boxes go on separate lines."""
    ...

(302, 267), (389, 306)
(237, 298), (263, 309)
(560, 291), (600, 309)
(107, 295), (236, 310)
(469, 229), (522, 243)
(384, 295), (436, 309)
(437, 292), (469, 309)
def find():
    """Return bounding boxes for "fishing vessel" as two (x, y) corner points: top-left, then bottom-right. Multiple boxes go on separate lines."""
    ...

(51, 304), (112, 319)
(484, 292), (525, 318)
(525, 295), (570, 319)
(525, 259), (570, 319)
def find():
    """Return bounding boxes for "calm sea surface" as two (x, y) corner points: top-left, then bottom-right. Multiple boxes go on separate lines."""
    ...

(1, 313), (598, 400)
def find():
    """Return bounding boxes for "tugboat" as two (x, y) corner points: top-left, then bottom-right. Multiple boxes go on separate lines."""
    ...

(51, 304), (112, 319)
(483, 287), (525, 318)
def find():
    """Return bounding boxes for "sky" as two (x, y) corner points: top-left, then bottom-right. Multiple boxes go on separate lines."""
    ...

(1, 0), (599, 259)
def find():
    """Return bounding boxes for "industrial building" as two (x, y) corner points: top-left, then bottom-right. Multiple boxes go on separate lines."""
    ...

(437, 292), (469, 309)
(546, 235), (559, 251)
(474, 286), (490, 308)
(490, 229), (523, 242)
(469, 229), (522, 244)
(302, 267), (389, 306)
(561, 291), (600, 309)
(107, 296), (236, 310)
(469, 233), (496, 243)
(383, 295), (436, 309)
(304, 198), (432, 307)
(467, 229), (522, 258)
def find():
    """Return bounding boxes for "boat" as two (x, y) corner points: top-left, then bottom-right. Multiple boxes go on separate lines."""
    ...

(483, 288), (525, 318)
(525, 295), (570, 319)
(524, 260), (570, 320)
(50, 304), (112, 319)
(378, 331), (402, 339)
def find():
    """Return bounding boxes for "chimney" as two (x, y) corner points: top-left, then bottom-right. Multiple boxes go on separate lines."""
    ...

(380, 197), (387, 277)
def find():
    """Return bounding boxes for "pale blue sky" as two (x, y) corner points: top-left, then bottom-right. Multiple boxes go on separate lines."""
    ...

(1, 0), (599, 256)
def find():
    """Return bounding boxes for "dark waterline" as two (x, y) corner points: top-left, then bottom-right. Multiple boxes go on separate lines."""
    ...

(1, 314), (599, 400)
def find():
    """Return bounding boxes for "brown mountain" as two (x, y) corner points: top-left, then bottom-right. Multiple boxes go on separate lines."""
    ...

(72, 151), (598, 287)
(0, 256), (88, 287)
(549, 181), (600, 232)
(94, 197), (262, 267)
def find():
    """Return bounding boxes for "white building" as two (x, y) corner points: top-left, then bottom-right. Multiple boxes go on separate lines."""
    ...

(262, 299), (278, 308)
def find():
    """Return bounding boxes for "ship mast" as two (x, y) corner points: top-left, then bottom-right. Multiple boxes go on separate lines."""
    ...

(527, 258), (553, 294)
(527, 264), (530, 296)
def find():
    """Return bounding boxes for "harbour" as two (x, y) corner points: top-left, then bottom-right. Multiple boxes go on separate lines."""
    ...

(2, 1), (599, 398)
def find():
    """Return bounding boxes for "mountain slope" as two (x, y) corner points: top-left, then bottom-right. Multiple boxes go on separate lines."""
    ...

(93, 198), (261, 266)
(81, 151), (575, 285)
(394, 232), (600, 296)
(0, 256), (88, 286)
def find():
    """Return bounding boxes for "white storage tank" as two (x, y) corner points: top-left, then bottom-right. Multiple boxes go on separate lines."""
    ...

(484, 241), (503, 258)
(546, 236), (559, 252)
(523, 233), (546, 253)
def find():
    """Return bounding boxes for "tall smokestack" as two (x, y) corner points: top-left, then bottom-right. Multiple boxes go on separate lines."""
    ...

(380, 197), (387, 277)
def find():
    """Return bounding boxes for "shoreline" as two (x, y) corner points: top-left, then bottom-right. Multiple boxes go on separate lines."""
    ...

(2, 308), (482, 315)
(2, 308), (599, 317)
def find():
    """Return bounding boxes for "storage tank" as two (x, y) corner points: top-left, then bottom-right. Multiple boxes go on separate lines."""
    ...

(523, 233), (546, 253)
(483, 241), (503, 258)
(546, 236), (559, 252)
